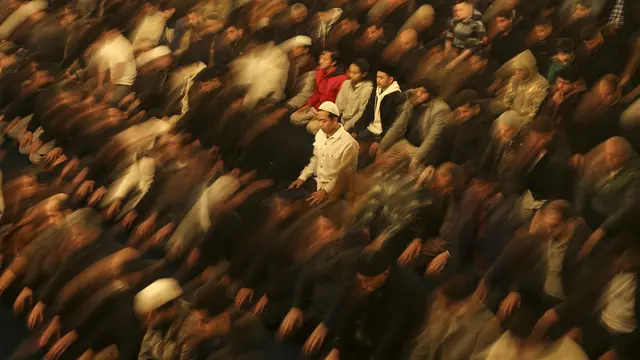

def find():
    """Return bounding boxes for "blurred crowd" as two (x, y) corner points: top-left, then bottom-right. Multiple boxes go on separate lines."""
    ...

(0, 0), (640, 359)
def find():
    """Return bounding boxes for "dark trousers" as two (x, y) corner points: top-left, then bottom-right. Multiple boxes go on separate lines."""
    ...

(582, 319), (639, 360)
(355, 129), (381, 170)
(277, 179), (318, 201)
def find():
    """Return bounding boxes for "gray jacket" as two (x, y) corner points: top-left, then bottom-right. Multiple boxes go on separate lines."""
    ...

(408, 299), (501, 360)
(138, 300), (194, 360)
(379, 95), (452, 164)
(286, 70), (316, 110)
(335, 79), (374, 130)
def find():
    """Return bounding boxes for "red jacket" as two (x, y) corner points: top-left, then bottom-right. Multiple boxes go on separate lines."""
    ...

(305, 66), (348, 109)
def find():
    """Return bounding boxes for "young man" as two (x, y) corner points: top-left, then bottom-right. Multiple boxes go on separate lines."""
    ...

(333, 58), (373, 132)
(576, 24), (624, 87)
(290, 49), (348, 132)
(528, 16), (557, 76)
(289, 101), (359, 205)
(437, 90), (493, 175)
(352, 65), (403, 155)
(489, 9), (526, 65)
(305, 256), (423, 360)
(541, 66), (586, 129)
(409, 274), (501, 360)
(90, 29), (138, 106)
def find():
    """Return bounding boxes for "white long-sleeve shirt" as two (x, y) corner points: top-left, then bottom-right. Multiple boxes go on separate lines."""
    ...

(299, 125), (358, 193)
(232, 43), (289, 108)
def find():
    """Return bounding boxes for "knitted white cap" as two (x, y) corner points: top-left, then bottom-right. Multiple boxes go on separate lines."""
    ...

(318, 101), (340, 117)
(134, 278), (183, 316)
(279, 35), (312, 52)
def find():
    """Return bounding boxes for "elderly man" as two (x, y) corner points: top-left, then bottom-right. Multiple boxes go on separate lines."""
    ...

(576, 137), (640, 256)
(289, 101), (359, 205)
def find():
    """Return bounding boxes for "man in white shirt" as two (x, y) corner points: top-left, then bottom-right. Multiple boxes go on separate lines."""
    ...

(129, 2), (175, 51)
(289, 101), (359, 205)
(91, 29), (138, 105)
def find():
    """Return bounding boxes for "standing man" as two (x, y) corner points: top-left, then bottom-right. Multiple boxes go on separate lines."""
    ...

(289, 102), (359, 205)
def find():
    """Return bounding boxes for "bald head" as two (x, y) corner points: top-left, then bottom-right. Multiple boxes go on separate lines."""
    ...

(596, 74), (621, 105)
(397, 29), (418, 51)
(603, 137), (632, 171)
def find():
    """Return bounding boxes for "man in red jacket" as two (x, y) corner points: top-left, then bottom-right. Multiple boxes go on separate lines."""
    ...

(290, 48), (348, 134)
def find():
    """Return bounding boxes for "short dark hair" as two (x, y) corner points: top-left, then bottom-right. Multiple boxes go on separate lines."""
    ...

(440, 274), (477, 302)
(252, 25), (275, 44)
(534, 16), (553, 27)
(542, 0), (563, 9)
(322, 48), (340, 63)
(227, 23), (246, 33)
(155, 299), (179, 312)
(340, 10), (360, 22)
(580, 24), (601, 41)
(352, 58), (370, 73)
(496, 9), (514, 20)
(191, 283), (233, 317)
(414, 79), (439, 98)
(454, 0), (473, 4)
(556, 38), (575, 54)
(381, 23), (397, 40)
(451, 89), (479, 109)
(356, 253), (391, 277)
(377, 63), (396, 78)
(555, 66), (580, 83)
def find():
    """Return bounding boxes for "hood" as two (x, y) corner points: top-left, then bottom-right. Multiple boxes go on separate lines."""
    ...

(378, 81), (401, 98)
(326, 65), (346, 78)
(510, 50), (538, 77)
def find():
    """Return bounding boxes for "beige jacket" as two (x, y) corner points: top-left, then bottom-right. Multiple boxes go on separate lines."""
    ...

(501, 50), (549, 121)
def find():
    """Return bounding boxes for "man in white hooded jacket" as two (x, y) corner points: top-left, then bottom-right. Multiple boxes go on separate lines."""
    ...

(351, 66), (403, 156)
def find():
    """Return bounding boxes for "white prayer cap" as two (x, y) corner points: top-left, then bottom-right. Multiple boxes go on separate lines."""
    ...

(134, 278), (183, 316)
(136, 46), (171, 68)
(318, 101), (340, 117)
(279, 35), (312, 52)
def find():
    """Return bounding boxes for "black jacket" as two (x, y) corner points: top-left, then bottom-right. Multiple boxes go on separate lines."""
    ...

(353, 89), (404, 138)
(503, 132), (572, 201)
(325, 267), (424, 360)
(484, 219), (591, 305)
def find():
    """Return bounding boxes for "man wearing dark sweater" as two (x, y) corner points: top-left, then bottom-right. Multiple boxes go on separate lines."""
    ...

(424, 90), (493, 173)
(489, 10), (526, 65)
(309, 256), (423, 360)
